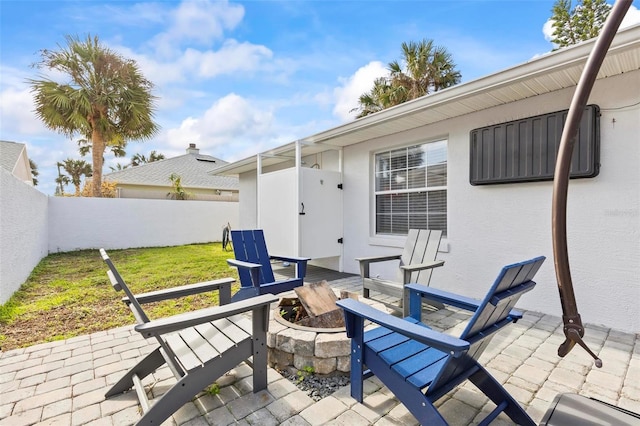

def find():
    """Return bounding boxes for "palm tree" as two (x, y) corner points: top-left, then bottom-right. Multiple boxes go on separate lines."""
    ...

(353, 39), (461, 118)
(167, 173), (189, 200)
(55, 174), (71, 195)
(352, 77), (394, 118)
(29, 159), (39, 186)
(148, 150), (165, 162)
(61, 158), (92, 196)
(109, 163), (129, 172)
(55, 161), (70, 195)
(131, 150), (165, 166)
(389, 40), (460, 97)
(77, 135), (127, 159)
(29, 35), (159, 197)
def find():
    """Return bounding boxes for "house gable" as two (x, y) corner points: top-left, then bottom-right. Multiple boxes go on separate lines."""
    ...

(0, 140), (33, 185)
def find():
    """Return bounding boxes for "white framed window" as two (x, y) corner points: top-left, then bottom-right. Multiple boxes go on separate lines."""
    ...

(374, 140), (447, 236)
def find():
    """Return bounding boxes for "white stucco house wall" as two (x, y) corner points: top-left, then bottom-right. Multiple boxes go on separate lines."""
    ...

(0, 140), (34, 185)
(214, 25), (640, 334)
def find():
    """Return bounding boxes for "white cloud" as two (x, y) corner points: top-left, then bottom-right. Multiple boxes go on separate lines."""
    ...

(332, 61), (387, 122)
(0, 68), (49, 136)
(114, 39), (272, 86)
(621, 5), (640, 28)
(152, 0), (244, 55)
(91, 2), (169, 26)
(165, 93), (274, 152)
(543, 19), (555, 42)
(128, 3), (169, 24)
(114, 46), (186, 86)
(187, 40), (273, 78)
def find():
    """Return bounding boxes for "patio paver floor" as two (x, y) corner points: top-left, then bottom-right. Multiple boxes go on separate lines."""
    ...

(1, 276), (639, 425)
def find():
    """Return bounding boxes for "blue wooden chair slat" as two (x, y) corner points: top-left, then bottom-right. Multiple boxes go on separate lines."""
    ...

(232, 231), (253, 288)
(366, 332), (410, 353)
(337, 256), (545, 426)
(250, 229), (276, 284)
(233, 229), (273, 286)
(392, 342), (447, 387)
(363, 325), (394, 342)
(406, 356), (449, 389)
(228, 229), (309, 302)
(364, 327), (393, 343)
(364, 316), (421, 344)
(380, 338), (429, 366)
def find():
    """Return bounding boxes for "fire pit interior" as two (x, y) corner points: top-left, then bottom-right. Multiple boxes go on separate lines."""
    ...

(278, 281), (350, 329)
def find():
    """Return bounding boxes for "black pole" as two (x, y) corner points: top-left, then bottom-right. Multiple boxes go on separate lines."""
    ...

(552, 0), (632, 368)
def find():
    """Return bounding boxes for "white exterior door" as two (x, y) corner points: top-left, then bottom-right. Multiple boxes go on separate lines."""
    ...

(300, 168), (343, 259)
(258, 168), (298, 256)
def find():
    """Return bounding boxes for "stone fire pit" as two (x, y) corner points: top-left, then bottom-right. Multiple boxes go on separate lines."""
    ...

(266, 286), (388, 375)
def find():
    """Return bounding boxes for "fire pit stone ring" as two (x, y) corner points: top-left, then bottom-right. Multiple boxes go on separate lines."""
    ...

(266, 289), (389, 375)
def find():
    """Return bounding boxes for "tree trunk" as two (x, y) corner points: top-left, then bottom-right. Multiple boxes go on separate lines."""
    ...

(91, 128), (105, 198)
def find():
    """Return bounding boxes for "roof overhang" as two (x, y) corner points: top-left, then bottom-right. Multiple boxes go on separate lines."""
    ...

(213, 24), (640, 176)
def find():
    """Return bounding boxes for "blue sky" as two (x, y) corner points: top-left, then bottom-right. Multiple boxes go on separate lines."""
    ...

(1, 0), (638, 195)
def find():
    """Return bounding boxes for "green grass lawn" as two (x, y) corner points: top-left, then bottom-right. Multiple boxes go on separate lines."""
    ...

(0, 243), (239, 351)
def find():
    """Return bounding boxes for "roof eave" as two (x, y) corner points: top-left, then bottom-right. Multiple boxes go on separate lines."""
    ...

(112, 181), (238, 191)
(212, 24), (640, 176)
(303, 24), (640, 145)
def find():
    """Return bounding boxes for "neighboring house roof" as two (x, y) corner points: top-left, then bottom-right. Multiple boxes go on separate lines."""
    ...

(213, 24), (640, 175)
(0, 140), (26, 174)
(0, 140), (33, 184)
(104, 149), (238, 190)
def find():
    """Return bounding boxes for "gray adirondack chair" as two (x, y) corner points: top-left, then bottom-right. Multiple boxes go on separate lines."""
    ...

(357, 229), (444, 316)
(100, 249), (277, 425)
(337, 256), (545, 426)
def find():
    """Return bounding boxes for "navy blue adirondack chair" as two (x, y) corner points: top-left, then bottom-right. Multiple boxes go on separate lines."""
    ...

(227, 229), (310, 302)
(337, 256), (545, 426)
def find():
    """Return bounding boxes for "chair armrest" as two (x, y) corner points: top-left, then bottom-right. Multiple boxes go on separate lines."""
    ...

(355, 254), (402, 264)
(406, 283), (525, 321)
(400, 260), (445, 273)
(135, 294), (278, 337)
(124, 278), (234, 306)
(336, 298), (469, 357)
(407, 283), (481, 312)
(227, 259), (263, 287)
(269, 255), (310, 263)
(270, 255), (309, 281)
(356, 254), (402, 279)
(227, 259), (261, 270)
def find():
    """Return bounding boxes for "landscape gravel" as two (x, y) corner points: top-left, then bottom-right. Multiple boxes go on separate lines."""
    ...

(280, 368), (350, 401)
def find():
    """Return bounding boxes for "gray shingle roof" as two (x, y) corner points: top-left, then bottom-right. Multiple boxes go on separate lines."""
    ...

(104, 153), (238, 190)
(0, 140), (26, 173)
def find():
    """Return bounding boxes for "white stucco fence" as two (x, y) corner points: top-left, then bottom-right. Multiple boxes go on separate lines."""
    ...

(0, 180), (238, 304)
(48, 197), (238, 253)
(0, 169), (48, 304)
